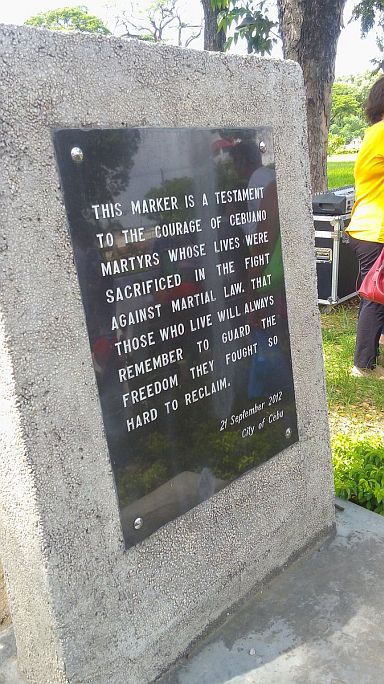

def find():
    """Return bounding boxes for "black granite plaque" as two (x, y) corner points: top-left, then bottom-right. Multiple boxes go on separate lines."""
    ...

(53, 127), (298, 547)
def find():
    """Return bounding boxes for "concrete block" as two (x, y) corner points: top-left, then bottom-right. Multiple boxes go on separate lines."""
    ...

(0, 24), (334, 683)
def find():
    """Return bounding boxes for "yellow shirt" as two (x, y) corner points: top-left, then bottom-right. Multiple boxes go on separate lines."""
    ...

(347, 120), (384, 243)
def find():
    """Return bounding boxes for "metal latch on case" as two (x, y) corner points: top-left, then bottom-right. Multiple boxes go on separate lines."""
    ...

(315, 248), (333, 263)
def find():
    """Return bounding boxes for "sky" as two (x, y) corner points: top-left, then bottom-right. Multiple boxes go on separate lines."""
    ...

(0, 0), (380, 78)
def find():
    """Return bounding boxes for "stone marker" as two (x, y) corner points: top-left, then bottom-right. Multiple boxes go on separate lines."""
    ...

(0, 24), (335, 684)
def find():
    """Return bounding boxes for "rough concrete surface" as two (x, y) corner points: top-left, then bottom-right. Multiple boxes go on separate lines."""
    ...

(159, 500), (384, 684)
(0, 24), (334, 684)
(2, 501), (383, 684)
(0, 566), (10, 632)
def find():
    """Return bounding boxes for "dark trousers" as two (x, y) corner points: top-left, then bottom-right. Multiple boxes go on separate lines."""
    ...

(349, 236), (384, 368)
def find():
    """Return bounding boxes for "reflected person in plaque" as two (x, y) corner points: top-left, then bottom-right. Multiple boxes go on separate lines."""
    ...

(229, 141), (291, 398)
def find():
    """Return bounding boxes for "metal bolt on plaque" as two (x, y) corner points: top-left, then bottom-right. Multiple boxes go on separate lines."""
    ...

(71, 147), (84, 163)
(133, 517), (143, 530)
(285, 428), (292, 439)
(259, 141), (266, 153)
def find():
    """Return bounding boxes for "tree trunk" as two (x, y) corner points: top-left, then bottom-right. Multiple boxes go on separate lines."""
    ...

(201, 0), (225, 51)
(277, 0), (347, 193)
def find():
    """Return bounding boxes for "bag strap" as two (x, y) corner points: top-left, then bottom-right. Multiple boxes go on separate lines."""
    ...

(376, 261), (384, 296)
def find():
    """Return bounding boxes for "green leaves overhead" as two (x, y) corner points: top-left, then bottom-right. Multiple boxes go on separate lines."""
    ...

(212, 0), (277, 55)
(25, 6), (111, 34)
(352, 0), (384, 36)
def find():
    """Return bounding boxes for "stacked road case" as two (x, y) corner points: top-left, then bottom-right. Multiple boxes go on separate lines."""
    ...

(312, 187), (359, 306)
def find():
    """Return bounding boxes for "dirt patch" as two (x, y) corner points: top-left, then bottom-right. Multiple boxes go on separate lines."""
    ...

(0, 563), (11, 632)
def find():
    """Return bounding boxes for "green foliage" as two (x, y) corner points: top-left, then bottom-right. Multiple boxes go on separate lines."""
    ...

(330, 83), (360, 125)
(338, 115), (366, 143)
(330, 79), (367, 150)
(145, 176), (195, 222)
(327, 160), (355, 189)
(118, 460), (169, 505)
(328, 134), (345, 156)
(321, 303), (384, 515)
(351, 2), (384, 69)
(343, 70), (380, 108)
(215, 158), (241, 190)
(25, 5), (110, 34)
(329, 71), (384, 152)
(214, 0), (277, 55)
(352, 0), (384, 37)
(333, 433), (384, 513)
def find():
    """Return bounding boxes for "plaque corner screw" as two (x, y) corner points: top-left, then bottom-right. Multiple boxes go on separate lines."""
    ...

(133, 517), (143, 530)
(285, 427), (292, 439)
(259, 141), (266, 153)
(71, 146), (84, 163)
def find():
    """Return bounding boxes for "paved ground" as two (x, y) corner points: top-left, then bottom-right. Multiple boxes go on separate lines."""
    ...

(159, 500), (384, 684)
(2, 499), (384, 684)
(0, 628), (23, 684)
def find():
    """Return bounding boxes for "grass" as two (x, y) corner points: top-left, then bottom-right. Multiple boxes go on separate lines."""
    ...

(321, 300), (384, 511)
(327, 160), (355, 189)
(321, 300), (383, 434)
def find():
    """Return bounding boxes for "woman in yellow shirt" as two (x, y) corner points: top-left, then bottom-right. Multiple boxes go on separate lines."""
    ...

(346, 76), (384, 378)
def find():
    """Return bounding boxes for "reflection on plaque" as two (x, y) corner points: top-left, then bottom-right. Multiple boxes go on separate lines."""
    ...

(53, 127), (298, 547)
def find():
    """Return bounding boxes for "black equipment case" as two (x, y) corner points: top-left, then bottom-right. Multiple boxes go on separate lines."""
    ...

(314, 214), (359, 305)
(312, 187), (359, 305)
